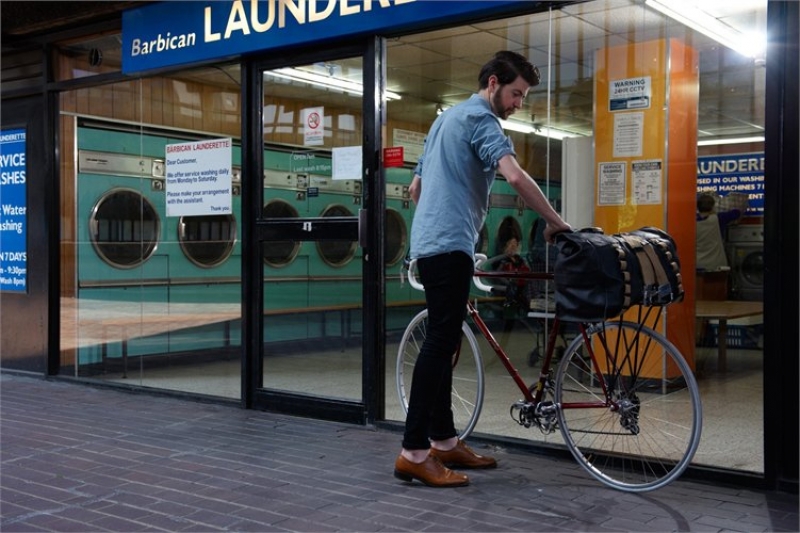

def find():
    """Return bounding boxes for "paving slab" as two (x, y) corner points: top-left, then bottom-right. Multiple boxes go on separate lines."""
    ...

(1, 373), (797, 533)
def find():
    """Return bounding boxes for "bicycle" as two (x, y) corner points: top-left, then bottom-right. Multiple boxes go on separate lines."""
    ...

(396, 254), (702, 492)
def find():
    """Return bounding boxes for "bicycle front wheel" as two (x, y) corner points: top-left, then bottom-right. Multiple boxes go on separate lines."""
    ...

(396, 309), (484, 439)
(555, 320), (702, 492)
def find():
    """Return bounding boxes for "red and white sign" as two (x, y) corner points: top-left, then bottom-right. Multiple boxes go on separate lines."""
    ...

(383, 146), (404, 168)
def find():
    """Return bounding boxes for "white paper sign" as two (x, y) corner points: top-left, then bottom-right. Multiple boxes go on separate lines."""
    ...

(165, 138), (233, 217)
(303, 106), (325, 146)
(632, 159), (662, 205)
(332, 146), (362, 180)
(392, 128), (426, 163)
(598, 162), (626, 206)
(613, 112), (644, 158)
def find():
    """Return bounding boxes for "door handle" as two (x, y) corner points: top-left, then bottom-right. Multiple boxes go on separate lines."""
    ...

(358, 208), (367, 249)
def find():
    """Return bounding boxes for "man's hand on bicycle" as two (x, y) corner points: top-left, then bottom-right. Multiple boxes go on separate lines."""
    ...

(544, 220), (573, 244)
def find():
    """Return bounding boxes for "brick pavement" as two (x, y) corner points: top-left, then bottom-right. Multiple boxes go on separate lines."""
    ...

(1, 373), (797, 532)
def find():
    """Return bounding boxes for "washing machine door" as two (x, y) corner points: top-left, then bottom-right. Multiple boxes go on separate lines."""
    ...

(178, 214), (236, 268)
(90, 188), (161, 269)
(740, 250), (764, 290)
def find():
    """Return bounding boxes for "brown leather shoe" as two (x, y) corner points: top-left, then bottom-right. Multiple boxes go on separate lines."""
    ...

(394, 454), (469, 487)
(429, 440), (497, 469)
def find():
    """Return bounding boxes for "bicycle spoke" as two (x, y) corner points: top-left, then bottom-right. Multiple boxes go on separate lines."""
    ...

(555, 321), (702, 492)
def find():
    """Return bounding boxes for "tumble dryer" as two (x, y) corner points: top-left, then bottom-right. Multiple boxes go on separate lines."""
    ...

(726, 224), (764, 301)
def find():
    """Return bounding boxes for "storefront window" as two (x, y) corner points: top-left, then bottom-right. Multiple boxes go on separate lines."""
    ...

(59, 63), (243, 398)
(53, 0), (768, 475)
(384, 0), (766, 474)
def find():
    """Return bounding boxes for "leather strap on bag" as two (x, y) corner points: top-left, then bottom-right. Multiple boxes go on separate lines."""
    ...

(621, 234), (683, 304)
(619, 235), (656, 286)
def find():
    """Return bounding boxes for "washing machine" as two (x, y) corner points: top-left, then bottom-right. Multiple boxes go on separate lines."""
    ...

(485, 178), (542, 264)
(167, 142), (242, 307)
(307, 173), (362, 310)
(76, 127), (171, 368)
(384, 167), (414, 307)
(726, 224), (764, 301)
(261, 150), (311, 309)
(77, 127), (169, 289)
(77, 126), (246, 363)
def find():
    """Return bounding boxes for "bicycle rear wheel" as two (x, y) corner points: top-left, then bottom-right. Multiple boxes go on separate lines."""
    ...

(396, 309), (484, 439)
(555, 320), (702, 492)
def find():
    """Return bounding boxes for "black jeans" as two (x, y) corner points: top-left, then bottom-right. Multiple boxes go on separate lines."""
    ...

(402, 251), (474, 450)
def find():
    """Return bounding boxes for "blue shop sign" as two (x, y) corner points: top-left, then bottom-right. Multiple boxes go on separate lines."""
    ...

(696, 152), (764, 216)
(123, 0), (525, 73)
(0, 128), (28, 293)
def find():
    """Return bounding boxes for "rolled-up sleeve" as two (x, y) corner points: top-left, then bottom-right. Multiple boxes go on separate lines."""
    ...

(471, 115), (515, 171)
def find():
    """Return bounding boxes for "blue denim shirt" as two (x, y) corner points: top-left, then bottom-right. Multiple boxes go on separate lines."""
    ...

(410, 94), (515, 259)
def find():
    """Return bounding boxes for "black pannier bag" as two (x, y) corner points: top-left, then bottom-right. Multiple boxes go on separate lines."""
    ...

(553, 227), (684, 322)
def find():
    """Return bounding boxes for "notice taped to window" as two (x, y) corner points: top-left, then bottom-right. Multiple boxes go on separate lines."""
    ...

(165, 138), (232, 217)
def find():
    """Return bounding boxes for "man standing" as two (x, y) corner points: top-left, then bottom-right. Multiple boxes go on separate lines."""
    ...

(696, 192), (743, 272)
(394, 51), (571, 487)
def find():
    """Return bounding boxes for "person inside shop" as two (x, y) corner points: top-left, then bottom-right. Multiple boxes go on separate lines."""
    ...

(396, 50), (571, 488)
(696, 192), (743, 272)
(493, 236), (532, 315)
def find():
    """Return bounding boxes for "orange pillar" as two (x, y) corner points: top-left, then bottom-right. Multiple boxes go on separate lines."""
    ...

(593, 39), (699, 369)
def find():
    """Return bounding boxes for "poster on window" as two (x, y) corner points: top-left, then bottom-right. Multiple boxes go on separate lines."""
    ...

(165, 138), (232, 217)
(0, 128), (27, 293)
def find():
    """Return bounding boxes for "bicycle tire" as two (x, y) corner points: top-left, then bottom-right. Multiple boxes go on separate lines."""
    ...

(554, 320), (702, 492)
(396, 309), (485, 439)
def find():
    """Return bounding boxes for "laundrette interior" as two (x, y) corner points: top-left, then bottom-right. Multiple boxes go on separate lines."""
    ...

(53, 0), (768, 477)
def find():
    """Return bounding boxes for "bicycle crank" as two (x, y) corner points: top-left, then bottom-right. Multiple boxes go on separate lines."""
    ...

(510, 400), (559, 434)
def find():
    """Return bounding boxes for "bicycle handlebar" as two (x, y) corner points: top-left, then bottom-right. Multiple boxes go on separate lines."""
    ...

(405, 253), (553, 293)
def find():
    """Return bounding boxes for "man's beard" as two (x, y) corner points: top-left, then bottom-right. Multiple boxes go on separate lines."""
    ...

(491, 87), (515, 120)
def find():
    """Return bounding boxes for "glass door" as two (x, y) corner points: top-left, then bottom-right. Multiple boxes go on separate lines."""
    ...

(249, 48), (371, 422)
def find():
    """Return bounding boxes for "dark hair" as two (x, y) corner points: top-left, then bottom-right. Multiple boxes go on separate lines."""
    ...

(697, 193), (716, 213)
(478, 50), (541, 89)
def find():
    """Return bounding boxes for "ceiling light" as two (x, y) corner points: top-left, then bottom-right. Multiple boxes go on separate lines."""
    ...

(533, 126), (578, 141)
(500, 119), (579, 141)
(698, 135), (765, 146)
(499, 119), (536, 134)
(645, 0), (764, 58)
(265, 67), (401, 101)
